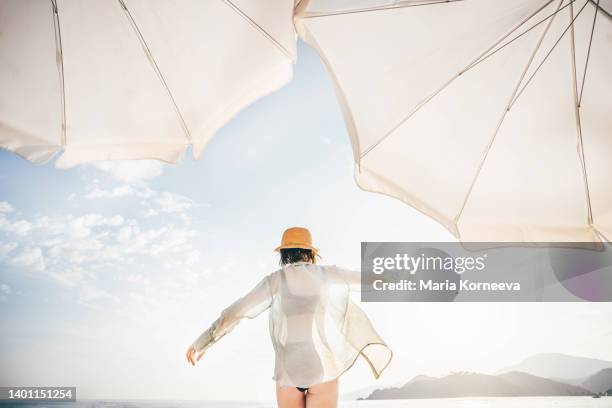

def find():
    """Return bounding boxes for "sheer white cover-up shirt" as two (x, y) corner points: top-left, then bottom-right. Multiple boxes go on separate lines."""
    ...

(190, 261), (393, 388)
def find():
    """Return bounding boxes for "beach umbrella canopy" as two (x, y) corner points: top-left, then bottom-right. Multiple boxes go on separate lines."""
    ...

(1, 0), (611, 243)
(0, 0), (296, 166)
(296, 0), (612, 242)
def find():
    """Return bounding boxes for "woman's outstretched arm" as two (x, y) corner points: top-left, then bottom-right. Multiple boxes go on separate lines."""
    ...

(331, 265), (376, 293)
(187, 273), (275, 364)
(330, 265), (362, 291)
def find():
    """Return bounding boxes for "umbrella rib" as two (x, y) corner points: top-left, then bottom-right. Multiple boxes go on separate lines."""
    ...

(463, 0), (576, 73)
(117, 0), (192, 143)
(359, 0), (556, 160)
(51, 0), (67, 148)
(594, 226), (611, 242)
(299, 0), (464, 19)
(569, 2), (595, 225)
(589, 0), (612, 17)
(578, 0), (599, 106)
(508, 0), (589, 109)
(222, 0), (293, 60)
(454, 0), (563, 225)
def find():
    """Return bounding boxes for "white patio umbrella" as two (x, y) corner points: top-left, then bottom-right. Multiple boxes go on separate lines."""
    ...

(295, 0), (611, 242)
(1, 0), (611, 243)
(0, 0), (296, 165)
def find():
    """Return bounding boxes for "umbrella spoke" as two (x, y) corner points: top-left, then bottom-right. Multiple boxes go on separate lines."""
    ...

(589, 0), (612, 17)
(51, 0), (67, 148)
(569, 1), (595, 225)
(454, 0), (564, 225)
(465, 0), (576, 74)
(509, 0), (590, 109)
(578, 0), (600, 107)
(222, 0), (293, 60)
(118, 0), (192, 143)
(298, 0), (464, 19)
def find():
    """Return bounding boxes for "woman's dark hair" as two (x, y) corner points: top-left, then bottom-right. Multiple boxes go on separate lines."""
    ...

(279, 248), (318, 265)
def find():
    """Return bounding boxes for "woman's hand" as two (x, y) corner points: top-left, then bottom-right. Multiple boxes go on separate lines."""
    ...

(186, 345), (205, 366)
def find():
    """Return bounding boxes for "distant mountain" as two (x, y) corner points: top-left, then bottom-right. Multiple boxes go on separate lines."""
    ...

(407, 375), (437, 385)
(499, 371), (590, 396)
(582, 368), (612, 394)
(342, 384), (387, 400)
(344, 375), (435, 400)
(497, 353), (612, 380)
(365, 371), (590, 400)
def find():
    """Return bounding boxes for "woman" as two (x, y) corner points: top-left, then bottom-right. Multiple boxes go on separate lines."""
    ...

(186, 227), (392, 408)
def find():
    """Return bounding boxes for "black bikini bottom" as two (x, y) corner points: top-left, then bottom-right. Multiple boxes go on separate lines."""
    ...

(296, 386), (309, 393)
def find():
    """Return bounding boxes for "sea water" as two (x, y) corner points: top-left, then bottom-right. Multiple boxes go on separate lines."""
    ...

(2, 397), (610, 408)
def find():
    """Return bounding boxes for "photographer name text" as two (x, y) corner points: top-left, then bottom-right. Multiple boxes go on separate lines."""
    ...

(372, 279), (521, 292)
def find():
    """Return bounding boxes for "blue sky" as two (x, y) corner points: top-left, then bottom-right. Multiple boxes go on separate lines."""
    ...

(1, 41), (611, 401)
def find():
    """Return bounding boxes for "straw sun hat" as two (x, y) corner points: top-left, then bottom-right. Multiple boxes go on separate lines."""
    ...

(274, 227), (318, 254)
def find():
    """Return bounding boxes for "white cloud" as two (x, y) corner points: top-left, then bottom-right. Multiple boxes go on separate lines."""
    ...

(0, 209), (202, 307)
(126, 274), (151, 285)
(77, 282), (119, 306)
(149, 227), (195, 255)
(13, 247), (45, 272)
(0, 201), (14, 213)
(49, 268), (88, 288)
(0, 217), (32, 236)
(184, 249), (200, 266)
(79, 179), (199, 228)
(0, 178), (204, 308)
(113, 224), (170, 255)
(156, 192), (194, 214)
(67, 214), (124, 239)
(92, 161), (164, 184)
(77, 169), (203, 235)
(33, 215), (63, 231)
(115, 225), (133, 243)
(84, 185), (134, 199)
(145, 209), (158, 217)
(178, 213), (192, 225)
(136, 185), (155, 199)
(0, 241), (18, 258)
(3, 210), (198, 284)
(12, 220), (33, 235)
(0, 283), (10, 294)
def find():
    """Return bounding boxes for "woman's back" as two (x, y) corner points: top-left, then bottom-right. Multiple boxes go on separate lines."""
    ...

(278, 262), (323, 316)
(268, 262), (390, 388)
(273, 263), (326, 386)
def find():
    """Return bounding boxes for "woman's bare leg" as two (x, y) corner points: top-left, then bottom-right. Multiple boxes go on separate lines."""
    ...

(305, 379), (339, 408)
(276, 383), (306, 408)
